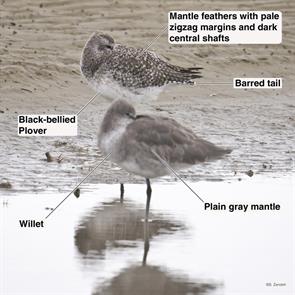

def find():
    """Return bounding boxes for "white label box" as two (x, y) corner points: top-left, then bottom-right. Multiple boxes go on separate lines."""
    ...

(168, 11), (282, 44)
(18, 114), (77, 136)
(233, 78), (282, 89)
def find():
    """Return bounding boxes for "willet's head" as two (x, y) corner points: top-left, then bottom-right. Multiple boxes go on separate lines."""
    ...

(80, 32), (115, 78)
(100, 99), (136, 134)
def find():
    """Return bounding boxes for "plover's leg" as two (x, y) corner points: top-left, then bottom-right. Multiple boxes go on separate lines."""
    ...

(142, 218), (150, 266)
(145, 178), (152, 221)
(120, 183), (124, 203)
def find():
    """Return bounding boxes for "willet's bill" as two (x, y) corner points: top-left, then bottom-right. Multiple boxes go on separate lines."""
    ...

(81, 33), (202, 101)
(98, 99), (231, 220)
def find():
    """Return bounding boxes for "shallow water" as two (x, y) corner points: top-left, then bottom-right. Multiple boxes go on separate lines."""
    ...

(1, 176), (293, 294)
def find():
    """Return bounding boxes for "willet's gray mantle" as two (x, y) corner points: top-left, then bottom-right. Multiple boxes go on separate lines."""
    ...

(81, 33), (202, 101)
(98, 99), (231, 219)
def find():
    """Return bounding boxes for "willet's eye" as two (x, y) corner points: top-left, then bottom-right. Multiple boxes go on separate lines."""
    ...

(105, 45), (112, 49)
(126, 112), (135, 119)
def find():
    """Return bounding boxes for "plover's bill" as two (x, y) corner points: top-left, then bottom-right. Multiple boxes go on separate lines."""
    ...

(98, 99), (231, 219)
(80, 33), (202, 101)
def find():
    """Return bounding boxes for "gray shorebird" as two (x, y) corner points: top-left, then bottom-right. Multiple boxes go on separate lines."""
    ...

(80, 33), (202, 101)
(98, 99), (231, 219)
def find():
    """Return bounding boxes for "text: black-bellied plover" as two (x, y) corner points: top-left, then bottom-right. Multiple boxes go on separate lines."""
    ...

(98, 99), (231, 219)
(81, 33), (202, 101)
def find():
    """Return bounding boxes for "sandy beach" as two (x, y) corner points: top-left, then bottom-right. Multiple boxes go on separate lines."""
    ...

(0, 0), (294, 192)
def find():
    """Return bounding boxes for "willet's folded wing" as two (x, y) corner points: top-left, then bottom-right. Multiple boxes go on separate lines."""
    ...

(121, 116), (231, 166)
(101, 46), (202, 88)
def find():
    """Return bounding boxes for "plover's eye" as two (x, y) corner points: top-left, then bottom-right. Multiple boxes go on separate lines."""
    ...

(105, 44), (113, 49)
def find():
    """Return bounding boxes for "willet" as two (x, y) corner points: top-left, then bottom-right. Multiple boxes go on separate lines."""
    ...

(98, 99), (231, 220)
(81, 33), (202, 101)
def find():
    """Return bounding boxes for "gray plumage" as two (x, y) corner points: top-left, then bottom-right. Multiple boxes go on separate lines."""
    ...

(98, 99), (231, 179)
(81, 33), (202, 100)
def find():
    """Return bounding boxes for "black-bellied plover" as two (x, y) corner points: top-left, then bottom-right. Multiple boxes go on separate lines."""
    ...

(98, 99), (231, 219)
(81, 33), (202, 101)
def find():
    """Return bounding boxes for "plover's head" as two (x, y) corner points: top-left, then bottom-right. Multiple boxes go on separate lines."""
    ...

(80, 32), (115, 79)
(86, 32), (115, 52)
(100, 100), (136, 135)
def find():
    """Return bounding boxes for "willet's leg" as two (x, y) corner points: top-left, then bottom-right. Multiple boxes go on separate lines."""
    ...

(145, 178), (152, 221)
(120, 183), (124, 203)
(142, 218), (150, 266)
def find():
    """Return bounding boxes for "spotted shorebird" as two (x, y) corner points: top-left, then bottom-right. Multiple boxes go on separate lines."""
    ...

(80, 33), (202, 101)
(98, 99), (231, 219)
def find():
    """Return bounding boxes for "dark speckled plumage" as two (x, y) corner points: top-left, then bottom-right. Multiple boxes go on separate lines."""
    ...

(98, 45), (202, 88)
(81, 33), (202, 99)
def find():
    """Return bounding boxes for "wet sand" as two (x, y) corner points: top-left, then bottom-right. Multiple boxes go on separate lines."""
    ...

(1, 177), (293, 294)
(0, 0), (294, 192)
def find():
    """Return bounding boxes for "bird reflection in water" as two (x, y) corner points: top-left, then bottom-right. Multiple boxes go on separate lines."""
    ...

(74, 200), (184, 257)
(94, 220), (220, 295)
(74, 200), (221, 294)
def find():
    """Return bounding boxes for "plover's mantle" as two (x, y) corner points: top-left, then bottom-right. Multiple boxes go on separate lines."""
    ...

(81, 33), (203, 101)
